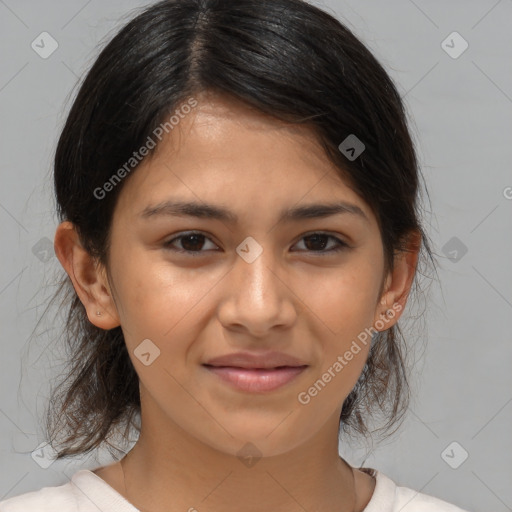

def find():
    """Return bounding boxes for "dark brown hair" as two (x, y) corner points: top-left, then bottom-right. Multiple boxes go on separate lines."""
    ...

(45, 0), (437, 459)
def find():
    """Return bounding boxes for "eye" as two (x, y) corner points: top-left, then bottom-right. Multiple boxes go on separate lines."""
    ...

(163, 231), (349, 256)
(164, 232), (218, 255)
(292, 232), (348, 254)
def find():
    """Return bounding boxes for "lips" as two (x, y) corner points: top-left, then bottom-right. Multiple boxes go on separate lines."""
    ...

(203, 351), (307, 369)
(203, 365), (307, 392)
(202, 351), (308, 392)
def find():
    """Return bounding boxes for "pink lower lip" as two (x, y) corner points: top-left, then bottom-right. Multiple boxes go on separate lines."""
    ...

(203, 365), (307, 392)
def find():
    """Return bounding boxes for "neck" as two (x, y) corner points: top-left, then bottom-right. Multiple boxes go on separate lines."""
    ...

(118, 412), (359, 512)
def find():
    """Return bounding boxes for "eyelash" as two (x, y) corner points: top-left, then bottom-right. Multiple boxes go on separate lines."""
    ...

(163, 231), (349, 256)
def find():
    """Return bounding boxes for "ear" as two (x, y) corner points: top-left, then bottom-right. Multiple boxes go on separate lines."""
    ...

(373, 229), (421, 330)
(54, 221), (120, 329)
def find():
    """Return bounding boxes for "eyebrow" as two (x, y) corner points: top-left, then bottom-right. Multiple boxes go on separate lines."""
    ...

(140, 199), (369, 224)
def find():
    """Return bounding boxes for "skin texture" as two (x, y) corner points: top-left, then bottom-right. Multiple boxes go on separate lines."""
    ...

(54, 91), (420, 512)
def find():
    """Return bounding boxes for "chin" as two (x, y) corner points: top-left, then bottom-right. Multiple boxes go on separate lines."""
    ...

(194, 416), (312, 459)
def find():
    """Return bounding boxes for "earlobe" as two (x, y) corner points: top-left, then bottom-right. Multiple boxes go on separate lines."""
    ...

(54, 221), (120, 330)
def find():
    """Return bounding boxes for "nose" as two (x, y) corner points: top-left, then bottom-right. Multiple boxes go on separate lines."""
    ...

(217, 242), (298, 337)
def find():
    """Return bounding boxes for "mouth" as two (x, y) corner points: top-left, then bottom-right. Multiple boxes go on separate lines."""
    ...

(202, 364), (308, 393)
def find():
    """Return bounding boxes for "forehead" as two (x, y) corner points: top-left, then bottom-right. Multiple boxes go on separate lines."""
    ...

(114, 92), (374, 226)
(154, 92), (335, 174)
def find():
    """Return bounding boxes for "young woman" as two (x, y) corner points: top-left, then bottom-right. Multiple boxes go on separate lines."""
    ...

(0, 0), (470, 510)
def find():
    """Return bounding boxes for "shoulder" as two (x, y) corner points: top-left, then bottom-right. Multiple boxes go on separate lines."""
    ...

(0, 469), (138, 512)
(361, 468), (470, 512)
(0, 478), (78, 512)
(393, 483), (469, 511)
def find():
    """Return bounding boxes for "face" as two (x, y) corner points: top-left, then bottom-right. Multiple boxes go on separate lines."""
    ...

(86, 92), (405, 457)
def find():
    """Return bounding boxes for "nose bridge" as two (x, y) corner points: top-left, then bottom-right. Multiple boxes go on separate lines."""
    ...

(217, 233), (299, 336)
(234, 236), (279, 304)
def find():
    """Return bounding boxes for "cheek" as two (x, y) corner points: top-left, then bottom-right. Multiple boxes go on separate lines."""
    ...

(111, 249), (218, 350)
(293, 257), (381, 339)
(292, 257), (380, 396)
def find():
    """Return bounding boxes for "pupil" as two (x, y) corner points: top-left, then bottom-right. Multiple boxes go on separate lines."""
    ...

(305, 234), (327, 251)
(182, 234), (204, 251)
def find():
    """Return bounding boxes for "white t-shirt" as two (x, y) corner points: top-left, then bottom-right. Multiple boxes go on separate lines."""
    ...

(0, 467), (470, 511)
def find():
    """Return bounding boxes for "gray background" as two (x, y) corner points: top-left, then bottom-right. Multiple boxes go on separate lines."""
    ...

(0, 0), (511, 510)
